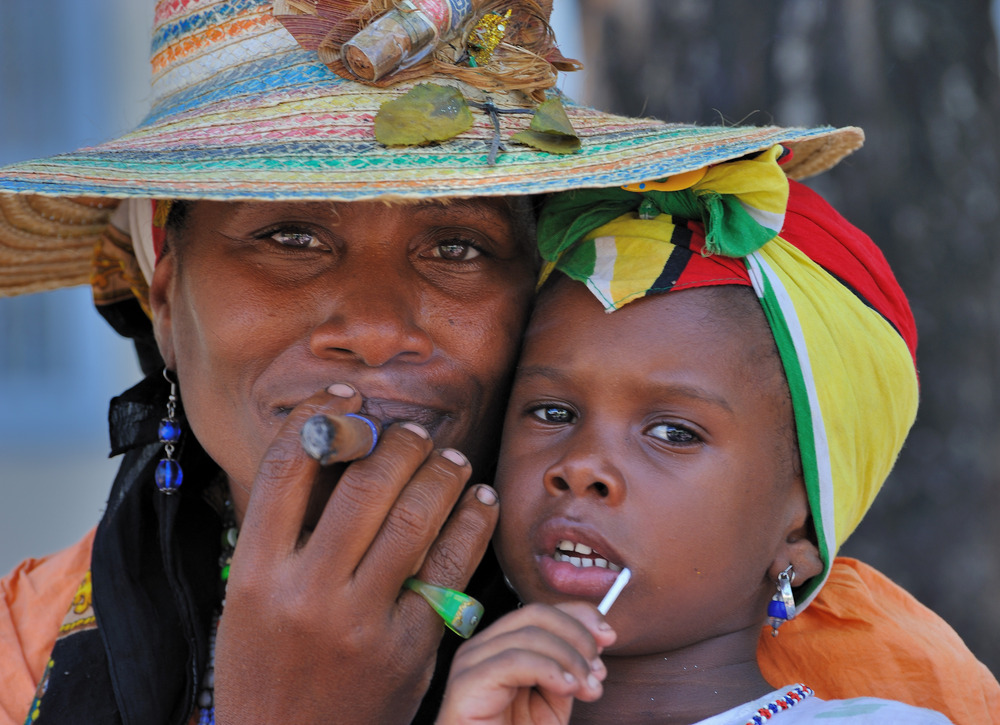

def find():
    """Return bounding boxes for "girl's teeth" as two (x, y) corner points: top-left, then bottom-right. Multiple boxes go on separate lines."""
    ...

(556, 540), (594, 556)
(554, 551), (617, 570)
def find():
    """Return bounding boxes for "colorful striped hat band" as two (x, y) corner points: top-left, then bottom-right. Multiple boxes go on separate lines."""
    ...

(536, 146), (919, 609)
(0, 0), (868, 299)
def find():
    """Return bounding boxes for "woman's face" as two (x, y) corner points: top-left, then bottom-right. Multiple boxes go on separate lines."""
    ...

(150, 198), (536, 518)
(495, 280), (811, 656)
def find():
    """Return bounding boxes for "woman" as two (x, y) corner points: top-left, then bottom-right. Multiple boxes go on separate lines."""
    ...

(0, 1), (994, 724)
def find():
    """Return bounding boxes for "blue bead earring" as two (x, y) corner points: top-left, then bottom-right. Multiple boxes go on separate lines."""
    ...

(156, 368), (184, 493)
(768, 564), (797, 637)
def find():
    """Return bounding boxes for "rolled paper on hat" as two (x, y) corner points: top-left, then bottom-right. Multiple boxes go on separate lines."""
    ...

(337, 0), (474, 81)
(300, 413), (380, 465)
(404, 577), (484, 638)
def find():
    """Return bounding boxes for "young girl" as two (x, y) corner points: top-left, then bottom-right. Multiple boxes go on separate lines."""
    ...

(435, 148), (953, 724)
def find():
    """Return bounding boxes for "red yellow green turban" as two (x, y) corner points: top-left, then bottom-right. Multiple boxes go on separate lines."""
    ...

(536, 146), (919, 609)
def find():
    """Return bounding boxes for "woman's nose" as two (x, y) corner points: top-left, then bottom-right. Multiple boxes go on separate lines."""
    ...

(308, 263), (435, 367)
(542, 428), (627, 504)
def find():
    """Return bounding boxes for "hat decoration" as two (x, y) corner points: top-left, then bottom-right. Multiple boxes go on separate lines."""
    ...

(273, 0), (583, 161)
(0, 0), (866, 299)
(273, 0), (578, 94)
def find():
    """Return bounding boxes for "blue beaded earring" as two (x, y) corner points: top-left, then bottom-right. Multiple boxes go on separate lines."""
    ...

(156, 368), (184, 493)
(767, 565), (797, 637)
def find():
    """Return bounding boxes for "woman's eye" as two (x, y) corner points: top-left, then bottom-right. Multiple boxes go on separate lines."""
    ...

(648, 423), (699, 444)
(434, 241), (481, 261)
(530, 406), (576, 424)
(270, 230), (322, 248)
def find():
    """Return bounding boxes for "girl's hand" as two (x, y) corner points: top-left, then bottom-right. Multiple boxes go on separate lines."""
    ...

(436, 601), (617, 725)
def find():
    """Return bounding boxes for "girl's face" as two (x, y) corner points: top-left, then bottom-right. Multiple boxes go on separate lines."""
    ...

(494, 279), (811, 656)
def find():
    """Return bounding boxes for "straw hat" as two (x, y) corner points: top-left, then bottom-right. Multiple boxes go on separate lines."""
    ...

(0, 0), (863, 298)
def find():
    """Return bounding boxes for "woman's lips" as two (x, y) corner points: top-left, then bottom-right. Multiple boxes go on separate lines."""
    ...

(274, 396), (453, 437)
(360, 398), (453, 435)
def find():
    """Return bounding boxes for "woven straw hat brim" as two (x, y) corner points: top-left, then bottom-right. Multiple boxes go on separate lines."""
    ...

(0, 46), (861, 200)
(0, 36), (863, 297)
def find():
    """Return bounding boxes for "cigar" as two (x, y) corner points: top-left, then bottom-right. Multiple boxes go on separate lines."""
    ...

(300, 413), (380, 465)
(597, 567), (632, 615)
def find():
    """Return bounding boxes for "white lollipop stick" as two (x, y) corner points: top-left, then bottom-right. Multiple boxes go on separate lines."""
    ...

(597, 567), (632, 615)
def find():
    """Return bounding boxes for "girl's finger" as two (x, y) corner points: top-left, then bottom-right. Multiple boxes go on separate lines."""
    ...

(440, 648), (598, 724)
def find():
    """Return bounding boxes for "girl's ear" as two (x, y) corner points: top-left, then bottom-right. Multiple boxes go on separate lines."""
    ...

(768, 480), (824, 584)
(148, 251), (178, 371)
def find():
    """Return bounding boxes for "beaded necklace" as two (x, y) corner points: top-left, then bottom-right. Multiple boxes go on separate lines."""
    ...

(744, 685), (814, 725)
(196, 498), (238, 725)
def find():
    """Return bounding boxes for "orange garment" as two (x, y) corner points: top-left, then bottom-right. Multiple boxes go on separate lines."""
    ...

(0, 528), (95, 725)
(759, 557), (1000, 723)
(2, 539), (997, 725)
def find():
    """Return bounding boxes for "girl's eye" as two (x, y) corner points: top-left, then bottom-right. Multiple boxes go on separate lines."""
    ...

(648, 423), (699, 444)
(434, 241), (481, 261)
(530, 406), (576, 424)
(271, 230), (322, 248)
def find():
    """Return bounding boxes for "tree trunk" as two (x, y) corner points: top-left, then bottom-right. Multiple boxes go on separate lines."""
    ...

(579, 0), (1000, 675)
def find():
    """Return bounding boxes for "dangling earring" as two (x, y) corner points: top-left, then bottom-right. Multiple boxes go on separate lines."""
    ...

(156, 368), (184, 493)
(768, 564), (796, 637)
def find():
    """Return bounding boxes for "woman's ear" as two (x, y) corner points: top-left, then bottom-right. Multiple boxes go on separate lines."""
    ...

(148, 251), (178, 371)
(769, 480), (824, 584)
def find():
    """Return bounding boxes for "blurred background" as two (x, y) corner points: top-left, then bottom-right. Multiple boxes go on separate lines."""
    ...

(0, 1), (150, 574)
(1, 0), (998, 675)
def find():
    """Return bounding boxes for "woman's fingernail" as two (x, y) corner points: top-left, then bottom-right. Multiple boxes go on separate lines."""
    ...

(475, 485), (498, 506)
(327, 383), (356, 398)
(441, 449), (468, 467)
(597, 621), (614, 631)
(400, 422), (429, 439)
(563, 671), (577, 685)
(590, 658), (606, 675)
(586, 674), (601, 690)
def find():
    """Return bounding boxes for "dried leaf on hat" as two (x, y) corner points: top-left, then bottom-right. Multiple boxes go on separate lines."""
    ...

(272, 0), (340, 49)
(272, 0), (319, 15)
(511, 98), (580, 154)
(374, 83), (474, 146)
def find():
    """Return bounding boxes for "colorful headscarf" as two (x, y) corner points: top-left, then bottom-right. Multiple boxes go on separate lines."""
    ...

(536, 146), (919, 608)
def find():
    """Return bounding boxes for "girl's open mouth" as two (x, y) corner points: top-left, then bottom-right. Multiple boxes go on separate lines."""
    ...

(553, 539), (623, 572)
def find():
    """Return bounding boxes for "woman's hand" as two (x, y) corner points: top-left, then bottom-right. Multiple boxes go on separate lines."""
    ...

(435, 602), (616, 725)
(213, 384), (499, 724)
